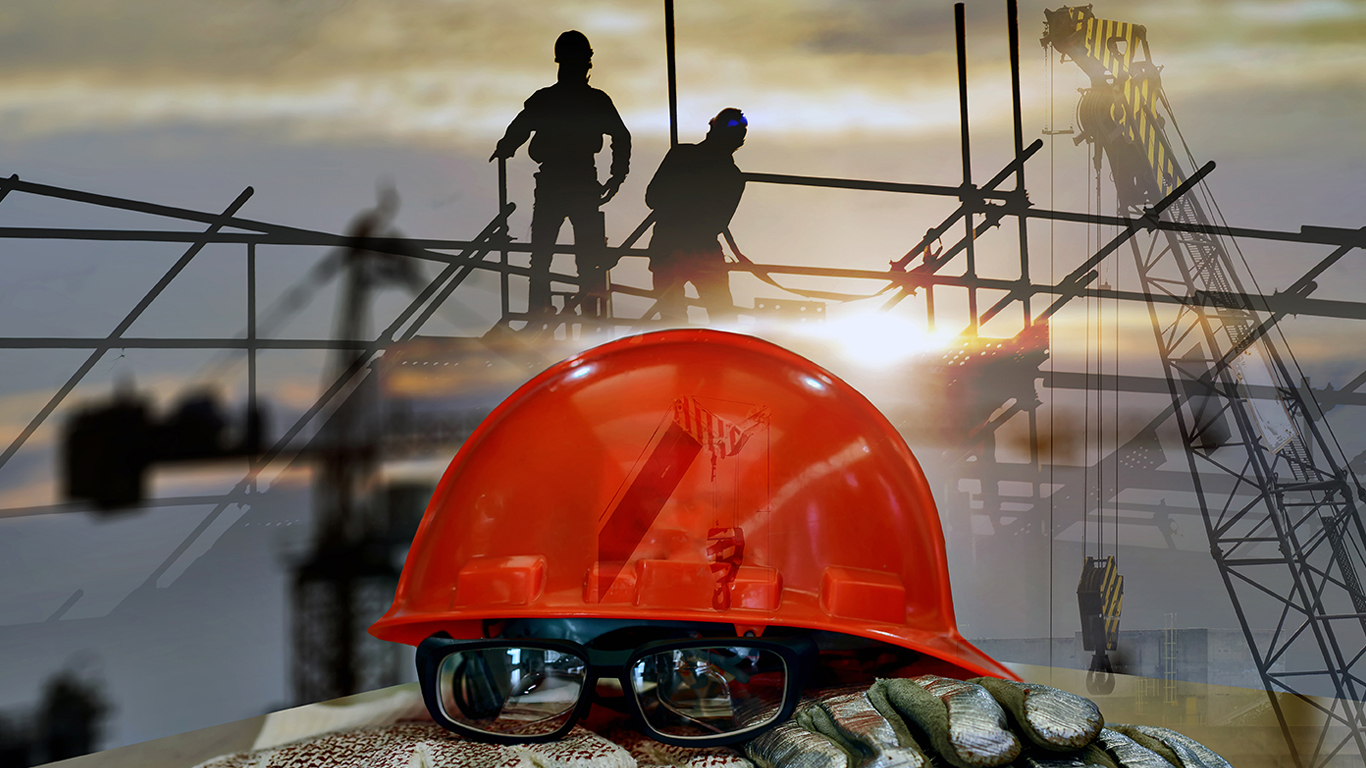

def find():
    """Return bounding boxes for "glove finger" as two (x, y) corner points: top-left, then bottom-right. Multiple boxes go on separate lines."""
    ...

(1101, 726), (1180, 767)
(970, 677), (1103, 751)
(809, 690), (930, 768)
(746, 719), (851, 768)
(1091, 728), (1177, 768)
(874, 676), (1021, 768)
(1078, 743), (1121, 768)
(798, 700), (859, 758)
(1107, 726), (1232, 768)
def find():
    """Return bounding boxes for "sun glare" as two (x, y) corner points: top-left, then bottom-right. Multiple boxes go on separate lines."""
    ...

(810, 311), (955, 369)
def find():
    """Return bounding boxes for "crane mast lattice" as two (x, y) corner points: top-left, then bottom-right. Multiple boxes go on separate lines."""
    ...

(1044, 6), (1366, 764)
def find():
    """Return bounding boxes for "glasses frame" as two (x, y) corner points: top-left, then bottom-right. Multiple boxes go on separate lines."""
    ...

(415, 633), (814, 747)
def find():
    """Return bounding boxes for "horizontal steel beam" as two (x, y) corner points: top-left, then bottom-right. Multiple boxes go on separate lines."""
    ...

(1042, 371), (1366, 407)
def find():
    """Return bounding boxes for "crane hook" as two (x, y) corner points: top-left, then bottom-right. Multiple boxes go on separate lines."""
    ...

(1085, 649), (1116, 695)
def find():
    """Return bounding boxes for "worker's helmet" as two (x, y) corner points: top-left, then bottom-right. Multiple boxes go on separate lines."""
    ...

(707, 108), (747, 150)
(370, 330), (1014, 680)
(709, 108), (748, 131)
(554, 30), (593, 63)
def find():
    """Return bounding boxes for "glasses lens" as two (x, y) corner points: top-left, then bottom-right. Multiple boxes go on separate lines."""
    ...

(435, 647), (586, 736)
(630, 645), (788, 738)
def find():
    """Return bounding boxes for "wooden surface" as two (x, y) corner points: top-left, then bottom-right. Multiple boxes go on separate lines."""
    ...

(45, 684), (425, 768)
(1011, 663), (1362, 768)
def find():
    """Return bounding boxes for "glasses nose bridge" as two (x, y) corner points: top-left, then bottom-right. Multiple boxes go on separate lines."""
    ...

(583, 649), (639, 710)
(583, 646), (635, 685)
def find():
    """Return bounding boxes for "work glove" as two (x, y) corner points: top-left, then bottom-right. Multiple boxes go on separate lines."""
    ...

(194, 722), (636, 768)
(745, 676), (1232, 768)
(1086, 725), (1234, 768)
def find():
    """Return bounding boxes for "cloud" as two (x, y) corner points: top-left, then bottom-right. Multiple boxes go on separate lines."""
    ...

(0, 0), (1358, 146)
(0, 389), (64, 452)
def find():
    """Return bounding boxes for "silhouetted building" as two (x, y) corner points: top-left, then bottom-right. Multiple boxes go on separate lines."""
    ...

(36, 669), (108, 762)
(0, 714), (32, 768)
(0, 664), (112, 766)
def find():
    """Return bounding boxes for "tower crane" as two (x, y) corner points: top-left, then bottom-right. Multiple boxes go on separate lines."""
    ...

(1044, 7), (1366, 765)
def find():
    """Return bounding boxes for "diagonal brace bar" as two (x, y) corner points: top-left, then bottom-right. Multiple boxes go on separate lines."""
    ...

(0, 187), (254, 473)
(1023, 162), (1215, 325)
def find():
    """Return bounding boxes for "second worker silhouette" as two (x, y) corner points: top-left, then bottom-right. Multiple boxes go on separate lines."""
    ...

(491, 30), (631, 322)
(645, 109), (747, 325)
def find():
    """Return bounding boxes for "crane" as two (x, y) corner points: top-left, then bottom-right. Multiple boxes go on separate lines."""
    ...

(1044, 6), (1366, 765)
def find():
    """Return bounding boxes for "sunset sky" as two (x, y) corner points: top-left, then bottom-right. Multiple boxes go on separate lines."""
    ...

(0, 0), (1361, 144)
(0, 0), (1363, 751)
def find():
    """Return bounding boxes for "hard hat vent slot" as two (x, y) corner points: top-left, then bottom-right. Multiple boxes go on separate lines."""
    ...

(453, 555), (547, 607)
(819, 566), (905, 624)
(635, 560), (715, 609)
(583, 562), (636, 604)
(731, 566), (783, 610)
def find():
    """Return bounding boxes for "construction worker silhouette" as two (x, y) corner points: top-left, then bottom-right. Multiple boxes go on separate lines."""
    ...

(645, 109), (747, 325)
(490, 31), (631, 320)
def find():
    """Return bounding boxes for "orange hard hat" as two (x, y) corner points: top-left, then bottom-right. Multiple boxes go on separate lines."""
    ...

(370, 329), (1015, 680)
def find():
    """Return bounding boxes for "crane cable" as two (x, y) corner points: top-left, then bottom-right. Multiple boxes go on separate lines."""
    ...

(1047, 38), (1056, 671)
(1113, 169), (1121, 566)
(1083, 110), (1093, 562)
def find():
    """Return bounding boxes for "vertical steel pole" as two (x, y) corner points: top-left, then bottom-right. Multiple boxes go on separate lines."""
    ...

(956, 3), (978, 334)
(665, 0), (679, 147)
(247, 241), (257, 485)
(1008, 0), (1032, 326)
(926, 283), (937, 333)
(1006, 0), (1041, 485)
(498, 156), (510, 319)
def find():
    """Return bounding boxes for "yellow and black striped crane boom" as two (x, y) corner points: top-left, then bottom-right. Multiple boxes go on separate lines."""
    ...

(1041, 5), (1182, 204)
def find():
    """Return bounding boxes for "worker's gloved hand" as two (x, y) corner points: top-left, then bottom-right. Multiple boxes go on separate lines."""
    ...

(600, 174), (625, 204)
(746, 676), (1096, 768)
(745, 676), (1231, 768)
(195, 723), (636, 768)
(1088, 724), (1234, 768)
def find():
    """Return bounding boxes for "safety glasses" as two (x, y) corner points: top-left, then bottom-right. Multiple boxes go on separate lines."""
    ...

(416, 633), (815, 747)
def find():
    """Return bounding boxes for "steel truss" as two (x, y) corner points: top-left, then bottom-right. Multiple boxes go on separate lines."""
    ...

(1132, 191), (1366, 763)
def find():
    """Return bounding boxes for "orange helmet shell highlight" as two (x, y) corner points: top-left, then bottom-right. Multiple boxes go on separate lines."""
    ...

(370, 329), (1015, 680)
